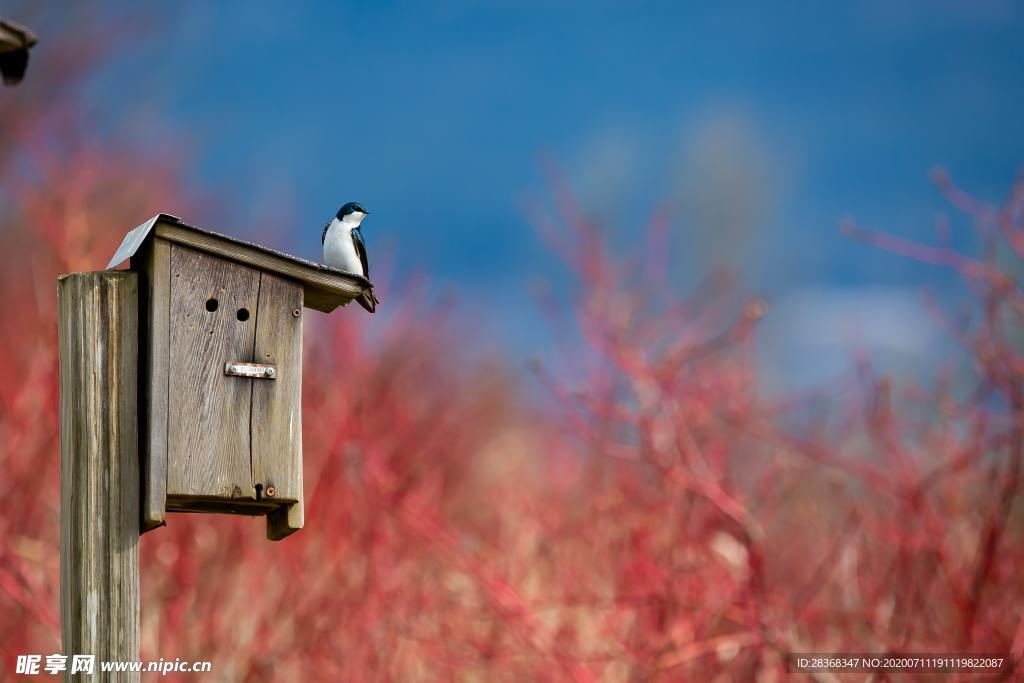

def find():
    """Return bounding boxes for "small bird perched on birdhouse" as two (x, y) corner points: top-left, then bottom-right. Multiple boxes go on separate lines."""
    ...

(0, 18), (37, 86)
(322, 201), (380, 312)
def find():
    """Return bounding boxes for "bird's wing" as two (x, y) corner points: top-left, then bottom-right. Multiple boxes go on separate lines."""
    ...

(321, 221), (330, 245)
(352, 227), (370, 278)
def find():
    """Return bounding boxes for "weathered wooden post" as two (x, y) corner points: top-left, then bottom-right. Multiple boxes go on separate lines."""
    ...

(58, 272), (140, 682)
(58, 213), (372, 679)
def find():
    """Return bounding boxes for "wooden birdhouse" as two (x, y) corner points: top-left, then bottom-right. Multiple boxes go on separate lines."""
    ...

(106, 214), (371, 540)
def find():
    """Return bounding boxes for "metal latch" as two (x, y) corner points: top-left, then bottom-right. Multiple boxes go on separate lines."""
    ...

(224, 362), (277, 379)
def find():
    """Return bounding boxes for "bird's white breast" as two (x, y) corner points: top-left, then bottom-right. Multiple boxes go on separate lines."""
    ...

(323, 218), (364, 276)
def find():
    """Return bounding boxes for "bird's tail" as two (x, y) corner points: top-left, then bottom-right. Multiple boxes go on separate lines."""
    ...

(356, 287), (380, 313)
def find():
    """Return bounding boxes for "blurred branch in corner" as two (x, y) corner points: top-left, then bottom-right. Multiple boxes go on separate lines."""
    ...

(0, 18), (37, 86)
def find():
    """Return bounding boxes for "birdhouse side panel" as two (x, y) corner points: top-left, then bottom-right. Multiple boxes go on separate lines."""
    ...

(166, 246), (259, 502)
(132, 237), (171, 531)
(250, 272), (303, 505)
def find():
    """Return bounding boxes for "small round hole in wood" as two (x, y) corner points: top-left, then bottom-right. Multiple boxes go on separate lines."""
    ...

(236, 308), (250, 322)
(205, 298), (218, 312)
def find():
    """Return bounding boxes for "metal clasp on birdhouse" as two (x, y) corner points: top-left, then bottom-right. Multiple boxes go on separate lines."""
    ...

(224, 362), (277, 379)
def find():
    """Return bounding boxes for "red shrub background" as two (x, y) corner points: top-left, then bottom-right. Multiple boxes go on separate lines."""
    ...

(1, 17), (1022, 683)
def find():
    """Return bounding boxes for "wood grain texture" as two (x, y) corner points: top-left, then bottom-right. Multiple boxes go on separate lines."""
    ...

(58, 271), (140, 682)
(251, 272), (302, 501)
(251, 273), (304, 538)
(132, 238), (169, 531)
(167, 246), (258, 502)
(132, 240), (308, 536)
(154, 222), (365, 312)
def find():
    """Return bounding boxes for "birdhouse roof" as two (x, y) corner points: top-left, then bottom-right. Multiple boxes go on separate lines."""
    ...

(106, 213), (370, 312)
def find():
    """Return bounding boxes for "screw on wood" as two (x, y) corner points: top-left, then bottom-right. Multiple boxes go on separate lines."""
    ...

(265, 367), (275, 378)
(265, 486), (276, 497)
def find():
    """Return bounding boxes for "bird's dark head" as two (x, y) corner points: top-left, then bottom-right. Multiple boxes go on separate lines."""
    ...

(337, 202), (369, 221)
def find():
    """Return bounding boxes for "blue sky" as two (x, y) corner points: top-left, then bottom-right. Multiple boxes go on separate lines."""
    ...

(67, 1), (1024, 384)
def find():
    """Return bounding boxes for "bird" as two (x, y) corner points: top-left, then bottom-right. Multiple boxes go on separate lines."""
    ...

(322, 201), (380, 313)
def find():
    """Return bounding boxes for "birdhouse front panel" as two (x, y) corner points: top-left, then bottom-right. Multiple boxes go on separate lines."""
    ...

(162, 245), (303, 517)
